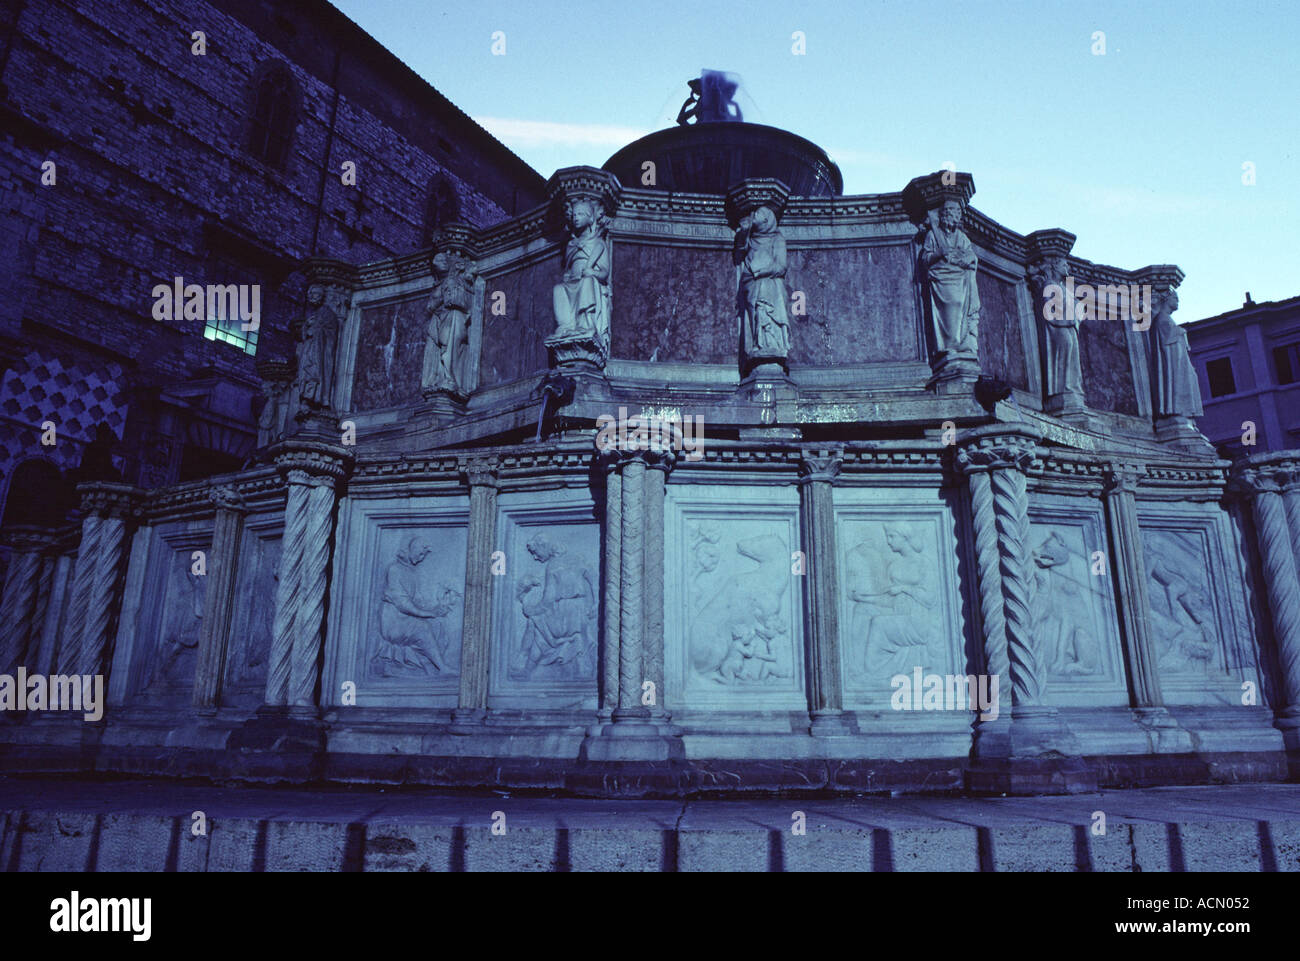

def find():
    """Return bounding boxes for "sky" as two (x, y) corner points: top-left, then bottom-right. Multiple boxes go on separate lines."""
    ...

(332, 0), (1299, 323)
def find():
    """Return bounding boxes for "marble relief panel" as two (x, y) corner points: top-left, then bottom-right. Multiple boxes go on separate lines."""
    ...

(835, 500), (967, 708)
(322, 496), (469, 708)
(126, 522), (213, 706)
(222, 521), (282, 710)
(1138, 511), (1261, 705)
(1025, 499), (1128, 706)
(666, 486), (805, 712)
(490, 490), (600, 709)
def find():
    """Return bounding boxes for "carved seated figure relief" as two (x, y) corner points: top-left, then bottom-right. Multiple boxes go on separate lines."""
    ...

(547, 197), (611, 364)
(845, 524), (937, 683)
(1146, 533), (1221, 676)
(372, 535), (461, 678)
(1029, 530), (1101, 677)
(145, 565), (206, 691)
(512, 533), (597, 680)
(690, 532), (792, 686)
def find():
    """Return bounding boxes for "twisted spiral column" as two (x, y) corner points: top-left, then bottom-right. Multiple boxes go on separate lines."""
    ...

(78, 513), (128, 677)
(961, 469), (1007, 682)
(600, 465), (621, 719)
(0, 531), (49, 673)
(616, 455), (646, 719)
(1234, 455), (1300, 720)
(265, 441), (351, 710)
(61, 513), (102, 672)
(992, 466), (1040, 708)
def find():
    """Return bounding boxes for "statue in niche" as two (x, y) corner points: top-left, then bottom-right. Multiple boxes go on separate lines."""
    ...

(549, 198), (611, 356)
(256, 378), (291, 447)
(422, 251), (477, 398)
(1151, 289), (1204, 419)
(1029, 257), (1084, 403)
(294, 284), (346, 410)
(846, 525), (938, 681)
(373, 536), (461, 677)
(918, 200), (981, 358)
(1147, 541), (1218, 674)
(146, 566), (206, 689)
(1028, 530), (1100, 676)
(690, 533), (791, 685)
(513, 534), (597, 678)
(735, 206), (790, 370)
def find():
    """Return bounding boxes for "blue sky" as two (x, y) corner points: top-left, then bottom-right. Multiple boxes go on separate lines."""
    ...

(333, 0), (1298, 322)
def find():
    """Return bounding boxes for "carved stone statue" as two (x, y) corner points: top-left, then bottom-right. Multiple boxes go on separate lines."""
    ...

(1148, 547), (1217, 674)
(422, 251), (476, 399)
(374, 536), (459, 677)
(294, 284), (346, 410)
(919, 200), (981, 359)
(735, 205), (790, 373)
(514, 534), (597, 677)
(1152, 289), (1203, 419)
(1029, 256), (1084, 406)
(547, 198), (611, 364)
(257, 378), (290, 447)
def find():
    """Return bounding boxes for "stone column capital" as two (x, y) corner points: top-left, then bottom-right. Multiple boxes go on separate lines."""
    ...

(545, 166), (623, 215)
(461, 458), (501, 490)
(798, 448), (844, 484)
(1102, 462), (1147, 496)
(271, 440), (353, 488)
(597, 441), (677, 475)
(209, 484), (249, 514)
(1230, 453), (1300, 497)
(954, 424), (1041, 475)
(76, 481), (145, 520)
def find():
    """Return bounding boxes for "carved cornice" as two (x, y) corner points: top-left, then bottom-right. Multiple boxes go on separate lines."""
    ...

(0, 525), (61, 552)
(1024, 228), (1077, 266)
(1131, 264), (1186, 294)
(303, 256), (359, 291)
(1102, 462), (1147, 497)
(431, 222), (475, 259)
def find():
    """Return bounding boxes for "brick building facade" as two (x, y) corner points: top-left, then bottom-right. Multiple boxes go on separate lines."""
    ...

(0, 0), (544, 528)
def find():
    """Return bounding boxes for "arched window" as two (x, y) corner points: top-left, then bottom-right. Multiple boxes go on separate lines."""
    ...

(423, 174), (461, 245)
(247, 63), (299, 169)
(1, 458), (72, 529)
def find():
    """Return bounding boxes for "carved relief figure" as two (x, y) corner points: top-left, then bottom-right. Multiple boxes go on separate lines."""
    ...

(846, 525), (937, 681)
(919, 200), (981, 358)
(257, 378), (291, 447)
(735, 206), (790, 368)
(295, 284), (345, 409)
(1028, 530), (1100, 676)
(1029, 257), (1084, 402)
(236, 540), (279, 686)
(690, 533), (791, 685)
(1146, 536), (1219, 674)
(513, 534), (597, 678)
(550, 198), (611, 353)
(422, 251), (477, 397)
(1152, 289), (1204, 419)
(373, 536), (461, 677)
(146, 566), (206, 689)
(687, 521), (723, 614)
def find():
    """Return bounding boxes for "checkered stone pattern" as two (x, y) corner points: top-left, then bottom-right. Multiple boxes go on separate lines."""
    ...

(1, 351), (128, 447)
